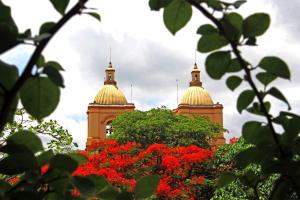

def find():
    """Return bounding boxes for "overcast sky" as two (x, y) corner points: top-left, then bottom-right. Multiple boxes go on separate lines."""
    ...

(1, 0), (300, 148)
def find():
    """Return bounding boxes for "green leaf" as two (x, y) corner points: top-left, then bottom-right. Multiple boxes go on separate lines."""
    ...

(197, 33), (228, 53)
(247, 102), (271, 116)
(68, 153), (88, 165)
(206, 0), (223, 11)
(163, 0), (192, 35)
(237, 90), (255, 113)
(221, 12), (243, 42)
(245, 37), (256, 46)
(217, 173), (237, 188)
(87, 175), (108, 192)
(43, 65), (64, 88)
(116, 192), (133, 200)
(97, 185), (119, 200)
(256, 72), (277, 86)
(205, 51), (231, 79)
(0, 60), (19, 122)
(39, 22), (55, 35)
(45, 61), (64, 71)
(20, 77), (60, 120)
(0, 1), (19, 54)
(7, 130), (43, 153)
(135, 175), (160, 199)
(243, 13), (270, 37)
(233, 0), (247, 8)
(0, 179), (11, 194)
(0, 153), (38, 175)
(50, 154), (78, 173)
(49, 0), (70, 15)
(227, 58), (242, 72)
(72, 176), (95, 197)
(37, 55), (46, 68)
(242, 122), (274, 146)
(267, 87), (291, 110)
(149, 0), (172, 10)
(85, 12), (101, 21)
(37, 150), (54, 166)
(258, 56), (290, 80)
(226, 76), (243, 91)
(196, 24), (217, 35)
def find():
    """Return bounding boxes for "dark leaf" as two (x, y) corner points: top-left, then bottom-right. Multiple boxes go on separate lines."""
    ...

(233, 0), (247, 8)
(0, 153), (38, 175)
(49, 0), (70, 15)
(247, 101), (271, 116)
(50, 154), (78, 173)
(226, 76), (243, 91)
(39, 22), (55, 35)
(256, 72), (277, 86)
(245, 37), (256, 45)
(134, 175), (160, 199)
(7, 130), (43, 153)
(259, 56), (290, 80)
(243, 13), (270, 37)
(96, 185), (119, 200)
(116, 192), (133, 200)
(197, 33), (228, 53)
(227, 58), (242, 72)
(43, 65), (65, 88)
(36, 55), (46, 68)
(206, 0), (223, 11)
(45, 61), (64, 71)
(85, 12), (101, 21)
(217, 173), (237, 188)
(237, 90), (255, 113)
(37, 150), (54, 166)
(267, 87), (291, 110)
(87, 175), (108, 192)
(263, 160), (300, 176)
(72, 176), (95, 197)
(163, 0), (192, 35)
(196, 24), (217, 35)
(205, 51), (231, 79)
(20, 77), (60, 120)
(221, 12), (243, 42)
(149, 0), (172, 11)
(242, 122), (274, 146)
(68, 153), (88, 165)
(0, 1), (19, 54)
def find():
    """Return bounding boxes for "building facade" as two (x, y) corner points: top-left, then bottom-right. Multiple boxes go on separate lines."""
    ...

(87, 62), (224, 146)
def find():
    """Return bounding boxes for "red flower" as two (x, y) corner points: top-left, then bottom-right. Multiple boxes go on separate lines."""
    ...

(229, 137), (239, 144)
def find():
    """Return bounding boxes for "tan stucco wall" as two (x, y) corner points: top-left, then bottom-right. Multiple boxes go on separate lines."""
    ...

(87, 103), (135, 146)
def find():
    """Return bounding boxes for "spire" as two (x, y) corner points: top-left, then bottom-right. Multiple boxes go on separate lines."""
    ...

(104, 62), (117, 86)
(189, 63), (202, 87)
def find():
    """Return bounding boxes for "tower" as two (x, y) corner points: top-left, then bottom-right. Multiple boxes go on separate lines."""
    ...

(175, 63), (224, 145)
(86, 62), (135, 146)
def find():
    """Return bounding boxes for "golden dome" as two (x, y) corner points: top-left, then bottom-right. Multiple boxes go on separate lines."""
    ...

(180, 86), (213, 105)
(94, 85), (128, 105)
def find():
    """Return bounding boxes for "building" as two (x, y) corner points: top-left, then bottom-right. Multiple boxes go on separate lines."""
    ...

(86, 62), (135, 146)
(87, 62), (224, 146)
(175, 63), (225, 145)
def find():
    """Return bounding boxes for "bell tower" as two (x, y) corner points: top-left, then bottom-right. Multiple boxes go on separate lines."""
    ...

(104, 62), (117, 86)
(190, 63), (202, 87)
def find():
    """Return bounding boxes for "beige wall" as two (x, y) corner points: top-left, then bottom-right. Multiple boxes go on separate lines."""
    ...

(87, 104), (135, 146)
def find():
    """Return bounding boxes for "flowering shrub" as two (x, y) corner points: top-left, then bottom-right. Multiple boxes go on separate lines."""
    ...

(73, 140), (214, 199)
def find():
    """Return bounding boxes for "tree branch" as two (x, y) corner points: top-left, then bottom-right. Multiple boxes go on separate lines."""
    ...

(0, 0), (88, 132)
(186, 0), (300, 196)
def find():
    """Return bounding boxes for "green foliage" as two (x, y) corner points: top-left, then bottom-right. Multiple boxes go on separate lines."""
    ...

(49, 0), (70, 15)
(150, 0), (300, 198)
(163, 0), (192, 35)
(20, 77), (60, 120)
(2, 108), (76, 153)
(109, 107), (222, 148)
(134, 175), (160, 199)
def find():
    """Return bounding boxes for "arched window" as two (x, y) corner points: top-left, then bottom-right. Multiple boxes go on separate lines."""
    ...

(106, 121), (113, 136)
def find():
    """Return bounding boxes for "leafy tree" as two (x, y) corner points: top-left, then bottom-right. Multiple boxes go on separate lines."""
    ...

(2, 108), (76, 153)
(149, 0), (300, 198)
(109, 107), (222, 148)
